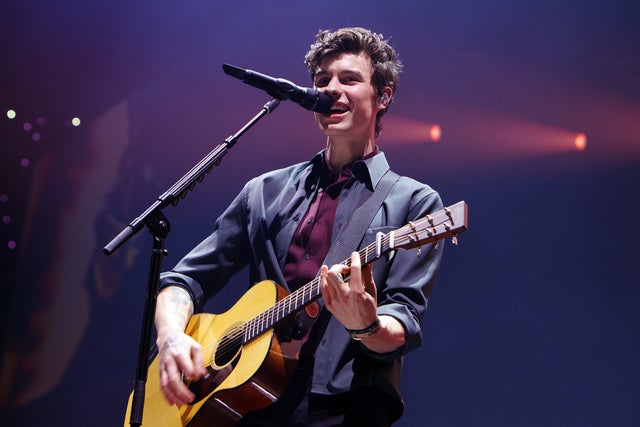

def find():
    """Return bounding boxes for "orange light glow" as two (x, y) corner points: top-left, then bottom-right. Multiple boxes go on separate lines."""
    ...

(379, 116), (441, 146)
(429, 124), (442, 142)
(575, 133), (587, 151)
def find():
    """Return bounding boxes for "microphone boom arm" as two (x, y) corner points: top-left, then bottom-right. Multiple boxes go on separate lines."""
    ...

(103, 97), (280, 255)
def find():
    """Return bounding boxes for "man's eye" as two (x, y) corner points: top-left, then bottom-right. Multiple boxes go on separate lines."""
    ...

(315, 78), (329, 87)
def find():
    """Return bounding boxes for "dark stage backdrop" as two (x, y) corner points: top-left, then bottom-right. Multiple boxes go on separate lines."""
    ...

(1, 1), (639, 426)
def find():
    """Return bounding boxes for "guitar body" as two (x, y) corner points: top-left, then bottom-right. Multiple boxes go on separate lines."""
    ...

(124, 280), (301, 427)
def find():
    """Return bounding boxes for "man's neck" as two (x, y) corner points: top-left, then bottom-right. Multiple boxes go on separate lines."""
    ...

(325, 136), (375, 172)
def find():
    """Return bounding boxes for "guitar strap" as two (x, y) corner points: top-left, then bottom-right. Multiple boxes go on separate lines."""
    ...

(322, 168), (400, 269)
(294, 168), (400, 353)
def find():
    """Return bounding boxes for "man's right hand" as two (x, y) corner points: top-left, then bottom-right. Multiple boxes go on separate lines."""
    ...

(155, 287), (207, 406)
(156, 330), (207, 406)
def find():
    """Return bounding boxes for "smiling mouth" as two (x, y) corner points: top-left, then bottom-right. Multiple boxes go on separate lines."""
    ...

(327, 106), (349, 115)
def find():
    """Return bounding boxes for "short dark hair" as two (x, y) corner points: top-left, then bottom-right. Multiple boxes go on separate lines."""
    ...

(304, 27), (403, 137)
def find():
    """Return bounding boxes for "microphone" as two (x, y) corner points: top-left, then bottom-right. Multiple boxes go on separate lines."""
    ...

(222, 64), (333, 114)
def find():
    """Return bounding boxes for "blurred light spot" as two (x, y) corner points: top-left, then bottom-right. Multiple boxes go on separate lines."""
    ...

(0, 194), (8, 203)
(21, 158), (30, 167)
(437, 106), (596, 162)
(36, 116), (46, 126)
(2, 215), (10, 224)
(7, 110), (16, 119)
(8, 240), (17, 250)
(429, 124), (442, 142)
(32, 132), (41, 142)
(575, 133), (587, 151)
(71, 117), (81, 127)
(380, 116), (441, 146)
(23, 122), (32, 132)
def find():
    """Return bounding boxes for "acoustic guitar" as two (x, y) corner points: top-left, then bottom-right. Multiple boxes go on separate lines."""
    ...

(124, 201), (468, 426)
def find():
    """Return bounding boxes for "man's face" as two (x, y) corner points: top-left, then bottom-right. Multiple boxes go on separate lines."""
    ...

(312, 52), (382, 141)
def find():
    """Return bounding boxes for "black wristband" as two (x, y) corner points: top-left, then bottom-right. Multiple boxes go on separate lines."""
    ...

(346, 317), (381, 340)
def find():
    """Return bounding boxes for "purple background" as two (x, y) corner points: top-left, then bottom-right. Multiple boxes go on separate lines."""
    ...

(1, 1), (639, 425)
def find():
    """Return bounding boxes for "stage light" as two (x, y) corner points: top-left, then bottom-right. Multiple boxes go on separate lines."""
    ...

(2, 215), (10, 224)
(428, 104), (595, 165)
(32, 133), (41, 142)
(7, 109), (16, 119)
(21, 158), (30, 167)
(429, 124), (442, 142)
(7, 240), (16, 250)
(71, 117), (81, 127)
(379, 115), (442, 146)
(575, 133), (587, 151)
(23, 122), (32, 132)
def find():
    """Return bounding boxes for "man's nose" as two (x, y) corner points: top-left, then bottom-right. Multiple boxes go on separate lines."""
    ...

(324, 77), (341, 97)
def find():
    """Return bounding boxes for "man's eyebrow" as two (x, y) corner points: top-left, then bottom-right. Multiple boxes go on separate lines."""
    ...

(314, 68), (364, 77)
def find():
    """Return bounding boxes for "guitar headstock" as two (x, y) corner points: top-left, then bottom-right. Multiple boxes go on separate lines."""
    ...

(391, 201), (468, 250)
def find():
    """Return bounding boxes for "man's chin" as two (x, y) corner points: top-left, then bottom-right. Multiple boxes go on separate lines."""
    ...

(319, 122), (348, 136)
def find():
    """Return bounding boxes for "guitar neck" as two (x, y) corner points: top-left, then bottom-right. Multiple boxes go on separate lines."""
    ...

(242, 236), (392, 342)
(242, 200), (468, 343)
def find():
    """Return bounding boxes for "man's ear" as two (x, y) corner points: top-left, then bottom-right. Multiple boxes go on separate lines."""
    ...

(378, 87), (393, 108)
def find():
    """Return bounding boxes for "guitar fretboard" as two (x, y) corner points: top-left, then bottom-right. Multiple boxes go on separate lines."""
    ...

(241, 201), (465, 343)
(242, 241), (386, 343)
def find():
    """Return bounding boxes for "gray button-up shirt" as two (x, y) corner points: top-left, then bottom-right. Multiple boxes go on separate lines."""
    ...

(159, 150), (444, 416)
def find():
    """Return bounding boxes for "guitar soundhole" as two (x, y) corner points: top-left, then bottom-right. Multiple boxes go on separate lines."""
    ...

(187, 324), (244, 404)
(214, 324), (243, 367)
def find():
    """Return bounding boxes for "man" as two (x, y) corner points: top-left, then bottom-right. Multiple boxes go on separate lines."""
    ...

(154, 27), (444, 426)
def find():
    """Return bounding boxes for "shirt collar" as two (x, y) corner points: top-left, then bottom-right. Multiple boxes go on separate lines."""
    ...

(353, 149), (390, 191)
(309, 147), (389, 192)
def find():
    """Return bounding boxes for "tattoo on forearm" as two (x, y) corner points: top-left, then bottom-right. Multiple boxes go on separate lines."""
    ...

(168, 287), (191, 315)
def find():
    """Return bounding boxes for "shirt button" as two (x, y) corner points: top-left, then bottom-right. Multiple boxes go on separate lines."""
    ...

(307, 217), (313, 223)
(304, 253), (311, 260)
(293, 214), (300, 221)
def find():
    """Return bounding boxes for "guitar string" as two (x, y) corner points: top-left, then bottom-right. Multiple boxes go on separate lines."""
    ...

(199, 230), (411, 362)
(200, 217), (451, 363)
(242, 210), (453, 343)
(200, 212), (454, 363)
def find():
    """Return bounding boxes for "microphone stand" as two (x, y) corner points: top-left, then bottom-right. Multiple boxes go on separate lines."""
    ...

(103, 98), (281, 427)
